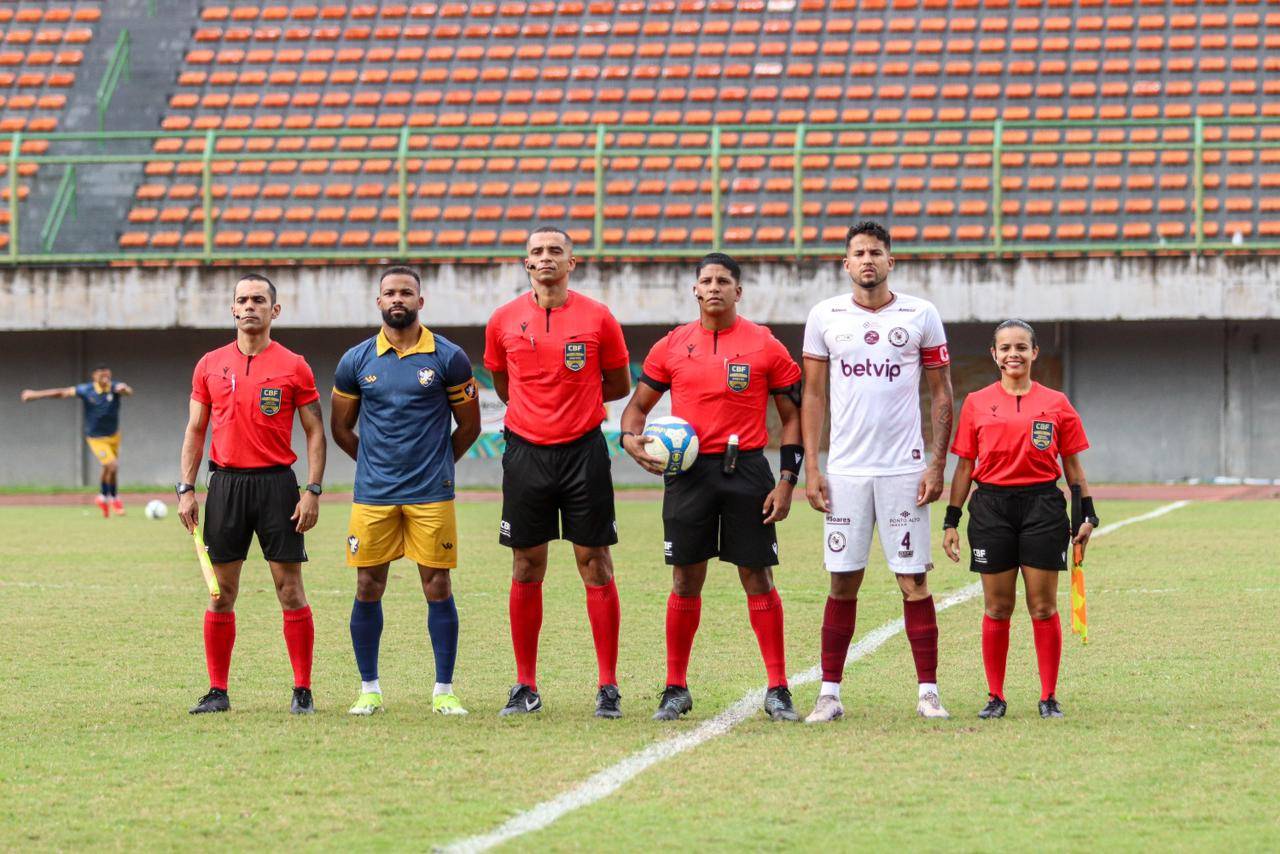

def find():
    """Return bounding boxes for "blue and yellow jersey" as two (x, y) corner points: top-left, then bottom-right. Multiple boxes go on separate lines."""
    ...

(334, 327), (477, 505)
(74, 381), (123, 438)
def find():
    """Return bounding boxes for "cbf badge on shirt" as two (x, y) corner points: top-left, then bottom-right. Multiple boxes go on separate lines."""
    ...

(564, 342), (587, 372)
(1031, 419), (1054, 450)
(727, 362), (751, 392)
(259, 387), (282, 415)
(417, 367), (436, 387)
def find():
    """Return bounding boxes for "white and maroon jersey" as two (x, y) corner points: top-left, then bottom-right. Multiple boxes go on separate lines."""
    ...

(802, 291), (950, 476)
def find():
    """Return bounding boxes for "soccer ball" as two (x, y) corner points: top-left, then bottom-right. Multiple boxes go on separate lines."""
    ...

(144, 499), (168, 520)
(642, 416), (699, 476)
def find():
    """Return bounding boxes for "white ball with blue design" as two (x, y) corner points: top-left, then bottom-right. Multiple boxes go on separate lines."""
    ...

(642, 416), (699, 475)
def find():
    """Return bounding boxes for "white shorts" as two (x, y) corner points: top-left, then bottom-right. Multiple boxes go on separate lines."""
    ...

(823, 472), (932, 574)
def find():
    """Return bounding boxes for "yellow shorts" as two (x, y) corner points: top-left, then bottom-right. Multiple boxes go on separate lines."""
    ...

(346, 500), (457, 568)
(85, 433), (120, 464)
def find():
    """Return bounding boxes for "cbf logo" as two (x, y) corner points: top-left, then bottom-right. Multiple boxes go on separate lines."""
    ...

(726, 362), (751, 392)
(564, 342), (587, 372)
(259, 387), (282, 415)
(417, 367), (436, 387)
(1031, 420), (1054, 451)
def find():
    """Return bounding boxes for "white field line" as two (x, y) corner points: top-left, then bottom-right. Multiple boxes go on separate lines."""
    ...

(439, 499), (1191, 854)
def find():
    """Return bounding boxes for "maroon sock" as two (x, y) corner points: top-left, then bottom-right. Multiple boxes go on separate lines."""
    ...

(982, 614), (1011, 701)
(665, 592), (701, 688)
(903, 596), (939, 684)
(203, 610), (236, 691)
(821, 596), (858, 683)
(1032, 613), (1062, 700)
(747, 588), (788, 689)
(584, 578), (620, 687)
(282, 605), (314, 690)
(509, 579), (543, 691)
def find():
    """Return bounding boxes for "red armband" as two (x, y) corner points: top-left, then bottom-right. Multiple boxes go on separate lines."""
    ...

(922, 343), (950, 368)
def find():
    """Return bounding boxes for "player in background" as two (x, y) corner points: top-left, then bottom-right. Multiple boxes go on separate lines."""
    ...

(620, 253), (804, 722)
(178, 273), (326, 715)
(802, 221), (955, 722)
(484, 226), (630, 718)
(22, 365), (134, 517)
(332, 266), (482, 716)
(943, 319), (1096, 719)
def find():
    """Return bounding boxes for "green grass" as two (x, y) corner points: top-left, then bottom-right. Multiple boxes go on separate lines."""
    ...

(0, 499), (1275, 850)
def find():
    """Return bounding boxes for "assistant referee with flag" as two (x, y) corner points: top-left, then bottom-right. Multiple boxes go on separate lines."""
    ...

(942, 319), (1096, 720)
(178, 273), (327, 715)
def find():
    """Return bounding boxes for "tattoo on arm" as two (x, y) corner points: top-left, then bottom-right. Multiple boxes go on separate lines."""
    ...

(303, 401), (322, 419)
(931, 398), (952, 466)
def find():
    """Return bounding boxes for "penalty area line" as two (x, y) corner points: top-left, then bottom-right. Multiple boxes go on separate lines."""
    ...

(438, 500), (1190, 854)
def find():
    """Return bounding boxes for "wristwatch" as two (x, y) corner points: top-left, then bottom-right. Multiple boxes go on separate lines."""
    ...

(305, 483), (323, 497)
(779, 471), (799, 485)
(1085, 514), (1100, 528)
(175, 482), (195, 497)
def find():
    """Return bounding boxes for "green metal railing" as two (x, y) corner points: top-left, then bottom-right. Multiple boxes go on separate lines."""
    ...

(95, 30), (132, 140)
(39, 164), (76, 252)
(4, 116), (1280, 265)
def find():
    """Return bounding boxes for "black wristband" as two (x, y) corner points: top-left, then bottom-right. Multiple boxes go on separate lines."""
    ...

(779, 444), (804, 475)
(1081, 495), (1097, 525)
(943, 505), (963, 529)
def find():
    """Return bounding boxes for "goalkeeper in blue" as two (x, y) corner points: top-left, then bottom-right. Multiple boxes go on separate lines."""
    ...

(330, 267), (483, 715)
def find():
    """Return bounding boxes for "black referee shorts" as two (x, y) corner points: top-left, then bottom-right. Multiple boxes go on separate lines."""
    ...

(203, 464), (308, 564)
(966, 481), (1069, 574)
(499, 428), (618, 549)
(662, 451), (779, 568)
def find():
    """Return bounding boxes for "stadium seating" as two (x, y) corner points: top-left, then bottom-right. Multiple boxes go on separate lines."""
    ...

(116, 1), (1280, 253)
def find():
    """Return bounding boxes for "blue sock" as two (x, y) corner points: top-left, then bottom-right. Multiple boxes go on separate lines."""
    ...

(107, 481), (117, 498)
(100, 480), (110, 498)
(350, 598), (383, 682)
(427, 596), (459, 685)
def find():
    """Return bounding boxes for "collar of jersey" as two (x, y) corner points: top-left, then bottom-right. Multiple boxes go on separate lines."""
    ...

(93, 382), (111, 394)
(376, 326), (435, 358)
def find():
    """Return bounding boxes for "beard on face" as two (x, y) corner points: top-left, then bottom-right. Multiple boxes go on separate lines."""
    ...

(382, 306), (418, 330)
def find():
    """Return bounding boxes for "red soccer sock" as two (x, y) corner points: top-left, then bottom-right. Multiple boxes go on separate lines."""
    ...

(820, 596), (858, 683)
(203, 610), (236, 691)
(584, 578), (621, 687)
(982, 614), (1011, 701)
(1032, 612), (1062, 700)
(282, 605), (314, 690)
(509, 579), (543, 691)
(747, 588), (788, 689)
(665, 592), (702, 688)
(903, 595), (939, 684)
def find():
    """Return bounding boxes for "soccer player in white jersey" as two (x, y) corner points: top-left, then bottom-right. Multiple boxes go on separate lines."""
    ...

(800, 221), (955, 721)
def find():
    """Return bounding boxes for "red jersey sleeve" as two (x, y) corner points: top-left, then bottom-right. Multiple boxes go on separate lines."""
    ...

(640, 335), (672, 389)
(598, 308), (630, 370)
(190, 354), (211, 405)
(1057, 397), (1090, 456)
(294, 356), (320, 407)
(765, 333), (802, 390)
(951, 394), (978, 459)
(483, 311), (507, 372)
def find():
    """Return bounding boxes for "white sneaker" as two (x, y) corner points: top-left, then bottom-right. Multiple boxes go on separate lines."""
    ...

(804, 694), (844, 723)
(916, 690), (950, 719)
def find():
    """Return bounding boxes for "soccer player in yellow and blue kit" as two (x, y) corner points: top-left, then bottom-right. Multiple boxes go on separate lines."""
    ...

(331, 266), (482, 716)
(22, 364), (134, 517)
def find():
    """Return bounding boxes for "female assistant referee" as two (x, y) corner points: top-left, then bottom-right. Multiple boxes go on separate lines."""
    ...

(942, 319), (1097, 719)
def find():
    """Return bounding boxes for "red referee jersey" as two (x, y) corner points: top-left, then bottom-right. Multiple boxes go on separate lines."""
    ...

(952, 381), (1089, 485)
(191, 340), (319, 468)
(641, 317), (801, 453)
(484, 290), (629, 444)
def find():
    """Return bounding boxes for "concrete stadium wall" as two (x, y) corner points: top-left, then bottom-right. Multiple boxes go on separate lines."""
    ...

(1, 319), (1275, 487)
(2, 254), (1279, 330)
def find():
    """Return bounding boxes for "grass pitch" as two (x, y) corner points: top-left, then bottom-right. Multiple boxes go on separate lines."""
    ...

(0, 498), (1275, 850)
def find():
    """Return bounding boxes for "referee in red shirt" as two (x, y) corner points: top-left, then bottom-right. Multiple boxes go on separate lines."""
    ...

(178, 274), (327, 715)
(484, 226), (631, 718)
(620, 253), (805, 722)
(942, 319), (1097, 720)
